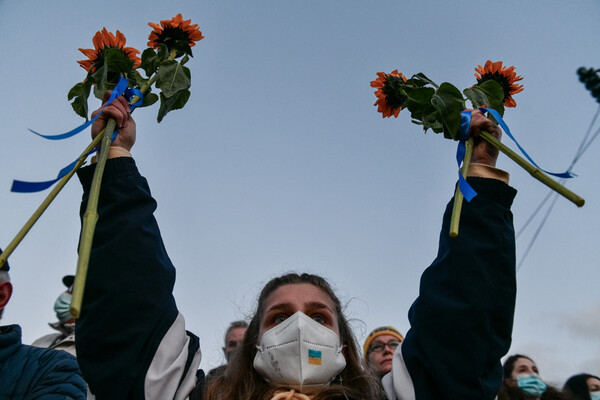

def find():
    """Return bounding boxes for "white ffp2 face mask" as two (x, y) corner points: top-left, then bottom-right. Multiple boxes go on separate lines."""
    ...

(253, 311), (346, 393)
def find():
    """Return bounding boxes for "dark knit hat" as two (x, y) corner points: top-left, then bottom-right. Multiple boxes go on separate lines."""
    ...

(0, 248), (9, 271)
(62, 275), (75, 288)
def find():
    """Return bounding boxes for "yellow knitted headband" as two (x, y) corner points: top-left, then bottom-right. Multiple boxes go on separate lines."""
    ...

(363, 326), (404, 357)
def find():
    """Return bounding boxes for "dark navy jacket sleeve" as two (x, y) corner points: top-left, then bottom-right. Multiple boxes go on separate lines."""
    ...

(0, 325), (87, 399)
(76, 158), (200, 400)
(384, 177), (517, 400)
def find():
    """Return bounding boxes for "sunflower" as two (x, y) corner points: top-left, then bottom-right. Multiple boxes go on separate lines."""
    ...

(78, 28), (141, 73)
(474, 60), (523, 107)
(147, 14), (204, 52)
(370, 70), (408, 118)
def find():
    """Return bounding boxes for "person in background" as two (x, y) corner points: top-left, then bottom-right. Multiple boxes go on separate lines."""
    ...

(0, 251), (86, 399)
(222, 320), (248, 362)
(497, 354), (565, 400)
(363, 326), (404, 379)
(563, 373), (600, 400)
(207, 320), (248, 377)
(32, 275), (77, 355)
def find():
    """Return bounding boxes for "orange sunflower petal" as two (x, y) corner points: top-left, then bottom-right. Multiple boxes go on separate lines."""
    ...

(474, 60), (524, 108)
(371, 70), (407, 118)
(77, 27), (141, 72)
(77, 60), (93, 70)
(100, 28), (111, 47)
(79, 48), (96, 58)
(115, 30), (126, 46)
(147, 14), (204, 49)
(92, 30), (103, 51)
(492, 61), (503, 74)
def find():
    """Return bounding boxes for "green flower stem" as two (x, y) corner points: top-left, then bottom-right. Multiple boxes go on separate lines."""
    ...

(479, 130), (585, 207)
(70, 118), (116, 318)
(449, 137), (473, 238)
(0, 129), (107, 270)
(70, 48), (178, 317)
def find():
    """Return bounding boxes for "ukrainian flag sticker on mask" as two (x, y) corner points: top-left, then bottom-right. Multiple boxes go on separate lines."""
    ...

(308, 349), (322, 365)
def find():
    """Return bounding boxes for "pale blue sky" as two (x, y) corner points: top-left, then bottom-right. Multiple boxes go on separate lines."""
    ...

(0, 0), (599, 386)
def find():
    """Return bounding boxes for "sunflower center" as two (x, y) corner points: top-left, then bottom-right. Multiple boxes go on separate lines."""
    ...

(156, 26), (193, 46)
(382, 75), (407, 109)
(477, 73), (511, 101)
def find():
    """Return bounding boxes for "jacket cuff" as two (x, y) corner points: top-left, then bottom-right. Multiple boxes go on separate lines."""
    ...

(77, 157), (139, 193)
(465, 177), (517, 209)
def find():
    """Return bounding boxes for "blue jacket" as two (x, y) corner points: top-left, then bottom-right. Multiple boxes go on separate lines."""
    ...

(76, 157), (516, 400)
(0, 324), (87, 399)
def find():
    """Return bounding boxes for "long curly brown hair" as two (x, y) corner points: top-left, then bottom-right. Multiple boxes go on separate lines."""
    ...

(197, 273), (382, 400)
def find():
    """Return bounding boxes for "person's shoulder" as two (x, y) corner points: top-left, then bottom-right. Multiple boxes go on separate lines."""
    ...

(21, 342), (78, 366)
(8, 338), (79, 375)
(206, 364), (227, 378)
(31, 332), (63, 348)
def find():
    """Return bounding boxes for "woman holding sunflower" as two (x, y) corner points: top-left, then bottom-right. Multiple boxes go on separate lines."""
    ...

(71, 16), (518, 400)
(74, 89), (519, 400)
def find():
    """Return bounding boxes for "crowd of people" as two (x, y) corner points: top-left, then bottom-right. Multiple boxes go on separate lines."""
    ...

(0, 93), (597, 400)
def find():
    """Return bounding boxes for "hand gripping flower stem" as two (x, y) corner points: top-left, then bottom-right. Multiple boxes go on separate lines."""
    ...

(70, 50), (177, 317)
(0, 130), (107, 270)
(449, 130), (585, 237)
(449, 137), (473, 237)
(479, 130), (585, 207)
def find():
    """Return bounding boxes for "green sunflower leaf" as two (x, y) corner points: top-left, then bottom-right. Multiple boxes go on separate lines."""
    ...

(157, 44), (169, 62)
(464, 80), (505, 116)
(133, 71), (147, 89)
(92, 65), (109, 100)
(156, 60), (191, 98)
(409, 73), (439, 89)
(68, 81), (92, 120)
(142, 92), (159, 107)
(431, 82), (465, 140)
(141, 48), (158, 77)
(104, 47), (134, 74)
(157, 89), (190, 122)
(170, 39), (194, 58)
(402, 86), (440, 133)
(404, 86), (435, 105)
(423, 109), (444, 133)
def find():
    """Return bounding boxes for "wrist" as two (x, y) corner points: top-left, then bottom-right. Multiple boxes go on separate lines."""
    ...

(90, 146), (132, 163)
(467, 163), (509, 184)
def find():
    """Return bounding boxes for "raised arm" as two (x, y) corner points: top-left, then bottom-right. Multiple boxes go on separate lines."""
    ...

(75, 94), (201, 400)
(384, 110), (517, 400)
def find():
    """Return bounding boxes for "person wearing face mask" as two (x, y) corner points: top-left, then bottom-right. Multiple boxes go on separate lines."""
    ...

(32, 275), (96, 399)
(32, 275), (77, 355)
(563, 373), (600, 400)
(497, 354), (566, 400)
(74, 94), (518, 399)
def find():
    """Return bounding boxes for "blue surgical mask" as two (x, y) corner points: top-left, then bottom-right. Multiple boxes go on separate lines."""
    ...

(590, 391), (600, 400)
(54, 291), (74, 323)
(517, 374), (547, 398)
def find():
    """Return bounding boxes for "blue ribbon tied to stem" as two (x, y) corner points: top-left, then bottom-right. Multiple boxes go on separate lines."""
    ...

(456, 108), (574, 202)
(456, 111), (478, 202)
(11, 77), (142, 193)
